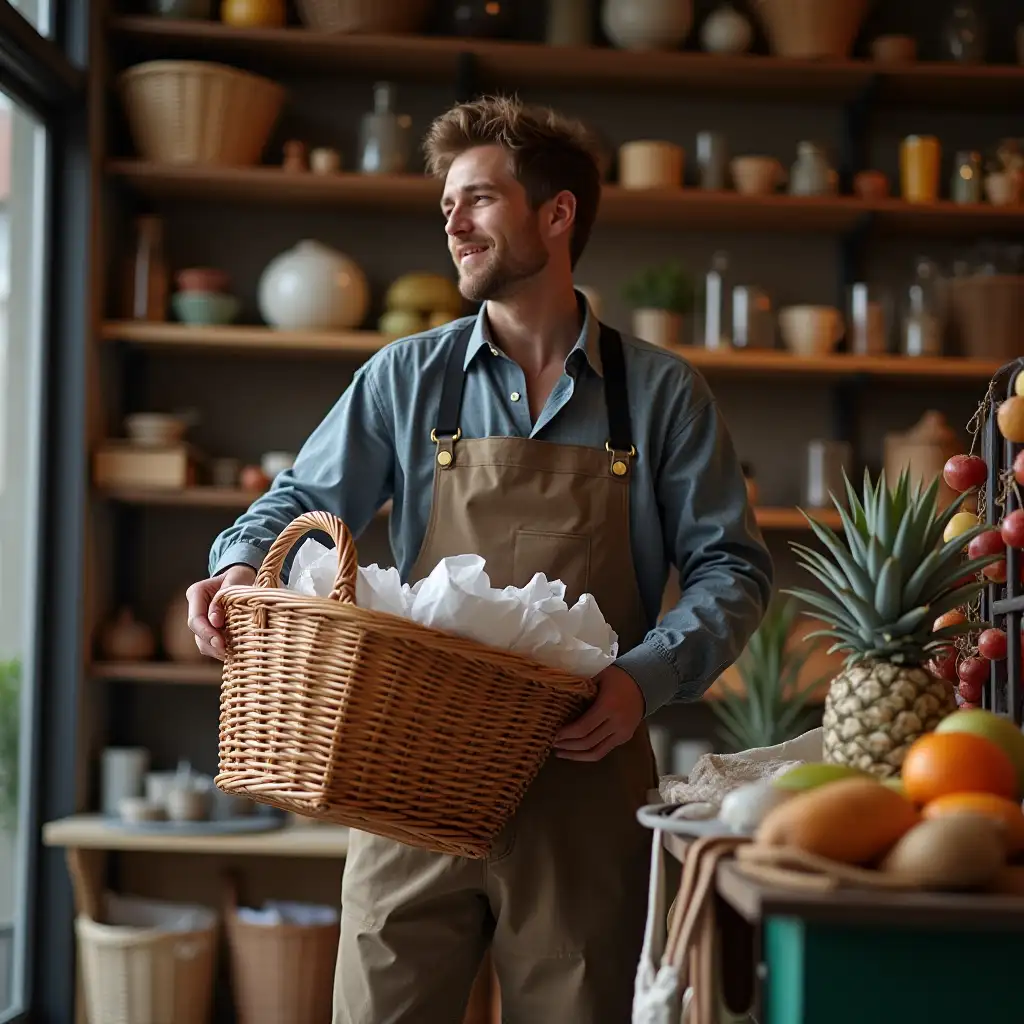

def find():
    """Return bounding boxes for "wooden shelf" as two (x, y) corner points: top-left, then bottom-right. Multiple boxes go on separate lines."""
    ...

(43, 813), (349, 857)
(755, 507), (840, 531)
(102, 320), (387, 356)
(106, 162), (1024, 238)
(91, 660), (221, 684)
(101, 322), (1003, 382)
(108, 17), (1024, 109)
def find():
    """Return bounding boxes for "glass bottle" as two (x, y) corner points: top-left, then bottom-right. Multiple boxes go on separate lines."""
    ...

(902, 257), (944, 358)
(123, 215), (168, 322)
(702, 250), (731, 350)
(943, 1), (986, 63)
(358, 82), (412, 176)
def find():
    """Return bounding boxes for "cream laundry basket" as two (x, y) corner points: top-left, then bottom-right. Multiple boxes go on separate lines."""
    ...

(75, 893), (218, 1024)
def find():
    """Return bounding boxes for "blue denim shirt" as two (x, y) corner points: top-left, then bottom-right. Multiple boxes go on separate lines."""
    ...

(209, 294), (774, 716)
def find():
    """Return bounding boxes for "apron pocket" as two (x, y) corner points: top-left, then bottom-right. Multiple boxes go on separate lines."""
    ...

(512, 530), (591, 604)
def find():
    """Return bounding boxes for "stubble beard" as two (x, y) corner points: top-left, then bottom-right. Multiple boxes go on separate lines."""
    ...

(456, 237), (550, 304)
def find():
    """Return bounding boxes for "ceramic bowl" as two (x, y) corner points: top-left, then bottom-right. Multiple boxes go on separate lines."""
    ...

(125, 412), (188, 447)
(172, 290), (240, 326)
(119, 796), (165, 823)
(779, 305), (844, 356)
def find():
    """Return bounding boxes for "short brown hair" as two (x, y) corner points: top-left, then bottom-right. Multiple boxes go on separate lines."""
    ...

(424, 95), (603, 268)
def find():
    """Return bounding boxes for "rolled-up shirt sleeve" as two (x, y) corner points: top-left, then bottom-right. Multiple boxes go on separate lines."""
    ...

(208, 362), (395, 578)
(615, 394), (774, 715)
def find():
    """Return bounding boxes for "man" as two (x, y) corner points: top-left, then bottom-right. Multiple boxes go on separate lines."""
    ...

(187, 96), (773, 1023)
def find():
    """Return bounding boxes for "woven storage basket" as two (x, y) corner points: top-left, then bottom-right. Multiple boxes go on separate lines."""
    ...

(295, 0), (430, 33)
(225, 898), (339, 1024)
(214, 511), (597, 859)
(754, 0), (870, 59)
(118, 60), (285, 166)
(75, 900), (217, 1024)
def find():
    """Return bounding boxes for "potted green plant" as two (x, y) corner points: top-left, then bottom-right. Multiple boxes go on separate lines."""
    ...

(0, 658), (19, 831)
(710, 598), (825, 752)
(622, 261), (695, 348)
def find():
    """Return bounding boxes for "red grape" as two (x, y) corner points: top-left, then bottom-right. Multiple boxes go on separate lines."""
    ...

(958, 655), (989, 688)
(1001, 510), (1024, 550)
(959, 700), (982, 710)
(1015, 450), (1024, 486)
(978, 627), (1008, 660)
(969, 529), (1006, 560)
(943, 454), (987, 492)
(927, 649), (959, 682)
(959, 675), (984, 703)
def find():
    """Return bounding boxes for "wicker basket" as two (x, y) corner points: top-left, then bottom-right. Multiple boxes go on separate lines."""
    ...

(214, 511), (597, 859)
(754, 0), (870, 59)
(225, 896), (338, 1024)
(295, 0), (430, 34)
(118, 60), (285, 166)
(75, 897), (218, 1024)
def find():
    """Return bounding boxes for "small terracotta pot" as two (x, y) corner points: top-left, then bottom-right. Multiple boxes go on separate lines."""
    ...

(632, 308), (683, 348)
(618, 140), (685, 190)
(176, 267), (231, 293)
(853, 169), (890, 200)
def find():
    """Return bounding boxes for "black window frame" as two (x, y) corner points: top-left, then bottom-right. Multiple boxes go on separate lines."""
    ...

(0, 0), (88, 1022)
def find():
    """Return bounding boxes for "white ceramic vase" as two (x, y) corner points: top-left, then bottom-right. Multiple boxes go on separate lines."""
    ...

(258, 239), (370, 331)
(601, 0), (693, 51)
(700, 2), (753, 54)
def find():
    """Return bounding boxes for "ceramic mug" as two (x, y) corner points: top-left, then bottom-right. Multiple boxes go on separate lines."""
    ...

(900, 135), (941, 204)
(779, 305), (844, 356)
(730, 155), (785, 196)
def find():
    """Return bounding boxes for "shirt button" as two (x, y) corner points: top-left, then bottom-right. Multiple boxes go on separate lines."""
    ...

(510, 392), (521, 402)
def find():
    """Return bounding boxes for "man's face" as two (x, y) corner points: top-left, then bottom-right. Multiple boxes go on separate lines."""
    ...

(441, 145), (549, 303)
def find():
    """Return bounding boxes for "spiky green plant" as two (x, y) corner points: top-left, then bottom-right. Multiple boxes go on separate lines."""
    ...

(710, 597), (827, 752)
(782, 467), (1001, 775)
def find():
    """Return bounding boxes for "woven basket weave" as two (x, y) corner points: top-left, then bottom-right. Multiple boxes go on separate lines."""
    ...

(295, 0), (430, 34)
(754, 0), (870, 59)
(214, 511), (597, 859)
(118, 60), (285, 166)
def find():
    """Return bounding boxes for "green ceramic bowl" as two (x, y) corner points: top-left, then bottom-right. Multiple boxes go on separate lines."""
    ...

(172, 290), (240, 326)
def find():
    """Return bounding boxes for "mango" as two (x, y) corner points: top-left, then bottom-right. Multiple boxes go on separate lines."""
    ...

(756, 777), (920, 865)
(772, 762), (872, 791)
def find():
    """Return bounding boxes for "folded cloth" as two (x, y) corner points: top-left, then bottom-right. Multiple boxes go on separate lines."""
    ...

(658, 729), (823, 810)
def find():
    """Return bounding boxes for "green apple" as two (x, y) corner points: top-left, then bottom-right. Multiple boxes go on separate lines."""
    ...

(771, 763), (874, 792)
(936, 709), (1024, 797)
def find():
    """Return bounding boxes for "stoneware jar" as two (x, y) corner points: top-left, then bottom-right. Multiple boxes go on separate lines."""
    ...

(602, 0), (692, 51)
(700, 2), (753, 54)
(789, 141), (835, 196)
(258, 240), (370, 330)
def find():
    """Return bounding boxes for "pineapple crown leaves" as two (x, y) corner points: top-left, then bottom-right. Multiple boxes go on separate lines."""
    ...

(782, 466), (998, 667)
(710, 597), (826, 751)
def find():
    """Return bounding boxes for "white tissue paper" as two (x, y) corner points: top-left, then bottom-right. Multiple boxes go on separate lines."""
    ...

(287, 539), (618, 677)
(236, 900), (339, 927)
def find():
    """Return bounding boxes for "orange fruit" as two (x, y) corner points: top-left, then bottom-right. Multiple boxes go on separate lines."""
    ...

(923, 792), (1024, 855)
(901, 731), (1018, 805)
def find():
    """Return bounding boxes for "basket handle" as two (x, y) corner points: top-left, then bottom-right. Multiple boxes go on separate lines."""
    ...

(254, 511), (357, 604)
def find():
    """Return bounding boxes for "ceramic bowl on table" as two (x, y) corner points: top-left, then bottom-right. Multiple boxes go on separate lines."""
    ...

(778, 305), (844, 356)
(172, 290), (240, 326)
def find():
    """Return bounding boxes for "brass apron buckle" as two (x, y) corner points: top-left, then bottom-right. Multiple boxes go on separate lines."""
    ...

(431, 427), (461, 468)
(605, 441), (636, 477)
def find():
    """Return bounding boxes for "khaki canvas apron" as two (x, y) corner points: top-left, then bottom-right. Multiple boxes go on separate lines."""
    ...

(334, 321), (660, 1024)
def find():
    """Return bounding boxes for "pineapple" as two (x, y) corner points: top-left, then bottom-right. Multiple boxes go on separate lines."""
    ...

(785, 467), (1000, 778)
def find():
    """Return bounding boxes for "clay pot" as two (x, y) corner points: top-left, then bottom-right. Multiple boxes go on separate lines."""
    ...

(884, 411), (963, 512)
(100, 608), (156, 662)
(602, 0), (693, 51)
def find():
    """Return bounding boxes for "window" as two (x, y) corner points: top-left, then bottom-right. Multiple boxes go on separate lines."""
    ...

(0, 2), (85, 1021)
(0, 86), (47, 1021)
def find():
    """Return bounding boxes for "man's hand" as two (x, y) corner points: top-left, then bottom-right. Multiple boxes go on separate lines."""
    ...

(186, 565), (257, 661)
(552, 665), (646, 762)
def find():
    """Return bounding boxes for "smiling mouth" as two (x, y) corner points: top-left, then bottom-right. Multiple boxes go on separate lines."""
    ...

(457, 245), (489, 264)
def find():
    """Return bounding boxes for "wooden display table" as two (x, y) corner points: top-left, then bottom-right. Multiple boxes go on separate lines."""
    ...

(663, 832), (1024, 1024)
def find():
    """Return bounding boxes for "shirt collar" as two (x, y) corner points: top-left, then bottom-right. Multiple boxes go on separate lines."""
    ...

(464, 288), (604, 377)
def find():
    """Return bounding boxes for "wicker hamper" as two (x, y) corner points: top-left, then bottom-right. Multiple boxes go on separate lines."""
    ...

(214, 511), (597, 859)
(75, 895), (218, 1024)
(226, 896), (339, 1024)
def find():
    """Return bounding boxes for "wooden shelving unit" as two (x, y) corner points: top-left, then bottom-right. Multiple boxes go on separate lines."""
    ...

(96, 485), (394, 516)
(107, 161), (1024, 237)
(107, 16), (1024, 108)
(91, 660), (221, 684)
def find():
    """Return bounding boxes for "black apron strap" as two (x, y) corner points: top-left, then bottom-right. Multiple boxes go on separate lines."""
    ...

(598, 323), (635, 455)
(430, 316), (635, 457)
(432, 325), (472, 440)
